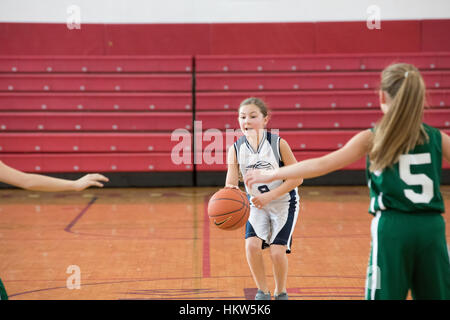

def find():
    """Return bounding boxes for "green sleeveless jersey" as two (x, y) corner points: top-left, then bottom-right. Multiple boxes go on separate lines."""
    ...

(366, 123), (444, 216)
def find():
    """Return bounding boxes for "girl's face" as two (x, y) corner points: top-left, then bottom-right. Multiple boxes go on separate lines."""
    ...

(238, 104), (268, 137)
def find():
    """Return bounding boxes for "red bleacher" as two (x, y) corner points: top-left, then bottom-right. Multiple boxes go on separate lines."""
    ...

(0, 74), (191, 92)
(0, 55), (192, 73)
(196, 71), (449, 92)
(0, 153), (192, 173)
(0, 53), (449, 178)
(196, 90), (449, 110)
(0, 92), (192, 111)
(0, 55), (193, 173)
(0, 133), (190, 152)
(1, 112), (192, 131)
(196, 53), (450, 73)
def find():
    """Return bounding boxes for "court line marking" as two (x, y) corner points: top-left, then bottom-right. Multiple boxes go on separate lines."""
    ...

(64, 197), (98, 233)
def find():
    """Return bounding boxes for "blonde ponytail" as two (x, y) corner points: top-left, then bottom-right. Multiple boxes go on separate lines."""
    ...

(369, 63), (428, 172)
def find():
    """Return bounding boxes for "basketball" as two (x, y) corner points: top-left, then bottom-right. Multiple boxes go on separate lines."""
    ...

(207, 188), (250, 230)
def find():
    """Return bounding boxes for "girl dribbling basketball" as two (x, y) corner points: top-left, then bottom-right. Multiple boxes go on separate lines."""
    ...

(225, 97), (303, 300)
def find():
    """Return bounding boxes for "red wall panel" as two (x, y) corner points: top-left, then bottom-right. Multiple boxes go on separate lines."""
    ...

(1, 20), (449, 55)
(209, 22), (315, 54)
(315, 20), (422, 53)
(105, 24), (210, 55)
(421, 19), (450, 52)
(0, 23), (106, 55)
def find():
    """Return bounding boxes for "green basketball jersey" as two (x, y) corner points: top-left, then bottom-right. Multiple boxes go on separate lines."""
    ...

(366, 123), (445, 215)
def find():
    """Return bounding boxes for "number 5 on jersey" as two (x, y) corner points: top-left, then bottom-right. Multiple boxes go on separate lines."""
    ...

(399, 153), (434, 204)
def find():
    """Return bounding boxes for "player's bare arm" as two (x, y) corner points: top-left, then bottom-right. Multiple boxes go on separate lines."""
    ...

(245, 130), (372, 187)
(225, 145), (240, 189)
(0, 160), (109, 192)
(259, 139), (302, 198)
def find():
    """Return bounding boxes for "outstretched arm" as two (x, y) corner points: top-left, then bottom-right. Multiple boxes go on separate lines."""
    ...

(0, 161), (109, 192)
(245, 129), (372, 187)
(269, 138), (303, 196)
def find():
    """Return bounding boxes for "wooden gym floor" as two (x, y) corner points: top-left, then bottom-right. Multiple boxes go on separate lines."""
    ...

(1, 185), (449, 300)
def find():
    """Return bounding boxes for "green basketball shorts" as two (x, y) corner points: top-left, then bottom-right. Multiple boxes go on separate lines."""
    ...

(365, 211), (450, 300)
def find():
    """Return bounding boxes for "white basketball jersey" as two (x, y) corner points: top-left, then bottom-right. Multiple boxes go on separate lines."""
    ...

(234, 130), (298, 204)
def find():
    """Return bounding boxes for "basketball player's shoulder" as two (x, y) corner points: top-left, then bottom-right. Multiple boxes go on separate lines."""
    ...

(266, 131), (281, 142)
(234, 135), (247, 149)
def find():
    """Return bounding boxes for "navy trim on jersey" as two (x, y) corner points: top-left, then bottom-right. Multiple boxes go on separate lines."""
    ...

(234, 135), (246, 162)
(266, 131), (272, 145)
(266, 132), (282, 165)
(277, 137), (283, 168)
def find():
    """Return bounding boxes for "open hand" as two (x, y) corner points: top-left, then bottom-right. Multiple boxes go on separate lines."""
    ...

(73, 173), (109, 191)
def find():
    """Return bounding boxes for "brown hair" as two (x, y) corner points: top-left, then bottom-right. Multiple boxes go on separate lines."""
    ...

(369, 63), (428, 172)
(239, 97), (270, 118)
